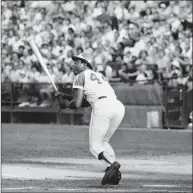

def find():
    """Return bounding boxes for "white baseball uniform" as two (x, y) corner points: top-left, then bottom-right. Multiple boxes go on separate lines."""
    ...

(73, 69), (125, 164)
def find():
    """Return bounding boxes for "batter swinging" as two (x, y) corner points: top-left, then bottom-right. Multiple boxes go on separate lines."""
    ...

(56, 53), (125, 185)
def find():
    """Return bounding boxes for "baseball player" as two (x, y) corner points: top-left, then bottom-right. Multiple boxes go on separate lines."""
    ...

(56, 53), (125, 185)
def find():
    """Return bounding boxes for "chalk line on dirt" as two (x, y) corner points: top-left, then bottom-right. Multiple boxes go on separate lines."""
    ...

(19, 156), (192, 175)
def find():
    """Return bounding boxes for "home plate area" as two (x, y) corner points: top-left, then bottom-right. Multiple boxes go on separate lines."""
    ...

(2, 157), (192, 192)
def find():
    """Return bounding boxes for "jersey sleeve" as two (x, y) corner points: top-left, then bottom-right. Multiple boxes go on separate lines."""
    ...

(73, 72), (85, 90)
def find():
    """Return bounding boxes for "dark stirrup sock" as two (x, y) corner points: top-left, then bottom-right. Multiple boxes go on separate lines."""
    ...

(98, 151), (113, 165)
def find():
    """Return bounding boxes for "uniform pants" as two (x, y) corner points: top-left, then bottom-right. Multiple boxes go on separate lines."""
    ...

(89, 98), (125, 163)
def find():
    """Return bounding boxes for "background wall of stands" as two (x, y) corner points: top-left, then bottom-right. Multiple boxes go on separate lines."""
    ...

(1, 83), (192, 129)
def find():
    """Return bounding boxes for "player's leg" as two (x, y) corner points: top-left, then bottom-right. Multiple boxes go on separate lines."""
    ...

(89, 110), (114, 166)
(103, 141), (115, 163)
(101, 100), (125, 185)
(103, 103), (125, 161)
(103, 100), (125, 159)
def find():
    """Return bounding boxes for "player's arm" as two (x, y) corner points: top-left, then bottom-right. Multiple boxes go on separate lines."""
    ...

(65, 72), (85, 109)
(66, 88), (84, 109)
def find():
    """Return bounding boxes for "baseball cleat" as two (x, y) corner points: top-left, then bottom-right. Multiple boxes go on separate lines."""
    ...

(101, 161), (121, 185)
(109, 170), (122, 185)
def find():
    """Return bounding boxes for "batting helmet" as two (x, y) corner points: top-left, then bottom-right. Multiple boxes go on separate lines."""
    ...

(72, 53), (93, 70)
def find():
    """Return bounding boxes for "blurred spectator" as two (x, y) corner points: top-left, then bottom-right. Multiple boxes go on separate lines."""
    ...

(67, 27), (75, 47)
(115, 42), (125, 58)
(84, 25), (94, 40)
(7, 29), (16, 47)
(129, 32), (146, 57)
(41, 43), (50, 58)
(12, 34), (25, 52)
(135, 50), (152, 66)
(76, 47), (84, 55)
(156, 49), (170, 73)
(173, 46), (190, 76)
(177, 65), (192, 88)
(118, 62), (138, 83)
(167, 60), (182, 87)
(18, 45), (25, 58)
(27, 65), (41, 83)
(25, 48), (38, 65)
(135, 64), (148, 85)
(149, 46), (160, 65)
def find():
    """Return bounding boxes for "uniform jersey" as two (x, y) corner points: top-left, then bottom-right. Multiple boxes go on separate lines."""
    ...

(73, 69), (117, 106)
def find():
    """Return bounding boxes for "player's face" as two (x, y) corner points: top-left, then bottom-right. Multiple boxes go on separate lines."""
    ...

(71, 60), (84, 75)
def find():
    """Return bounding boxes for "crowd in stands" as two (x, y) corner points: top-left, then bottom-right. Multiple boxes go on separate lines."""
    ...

(1, 1), (192, 107)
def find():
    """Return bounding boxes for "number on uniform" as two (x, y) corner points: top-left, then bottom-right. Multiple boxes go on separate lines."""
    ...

(90, 73), (102, 84)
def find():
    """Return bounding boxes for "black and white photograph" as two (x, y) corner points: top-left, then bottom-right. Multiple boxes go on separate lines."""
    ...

(1, 0), (192, 192)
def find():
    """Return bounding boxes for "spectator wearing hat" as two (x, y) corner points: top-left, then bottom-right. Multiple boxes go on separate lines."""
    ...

(167, 60), (182, 86)
(168, 60), (182, 78)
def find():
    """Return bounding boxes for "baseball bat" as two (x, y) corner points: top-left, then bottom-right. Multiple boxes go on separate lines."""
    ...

(28, 39), (58, 92)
